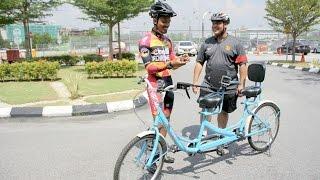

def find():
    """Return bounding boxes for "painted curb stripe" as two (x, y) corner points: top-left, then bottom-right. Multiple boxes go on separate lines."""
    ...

(72, 104), (108, 116)
(0, 107), (12, 118)
(107, 100), (134, 113)
(42, 106), (72, 117)
(11, 107), (43, 117)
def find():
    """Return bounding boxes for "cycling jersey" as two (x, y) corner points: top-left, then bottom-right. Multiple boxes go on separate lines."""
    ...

(138, 31), (176, 116)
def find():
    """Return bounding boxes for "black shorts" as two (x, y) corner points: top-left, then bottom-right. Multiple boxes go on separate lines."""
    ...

(198, 82), (238, 113)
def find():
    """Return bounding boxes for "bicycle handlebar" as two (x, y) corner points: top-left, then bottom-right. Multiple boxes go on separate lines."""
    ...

(138, 75), (239, 99)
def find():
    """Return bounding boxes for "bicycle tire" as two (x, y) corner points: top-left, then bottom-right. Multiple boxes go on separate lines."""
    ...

(113, 134), (166, 180)
(248, 102), (280, 151)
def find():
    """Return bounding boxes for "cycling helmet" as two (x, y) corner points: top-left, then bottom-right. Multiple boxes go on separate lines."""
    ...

(149, 1), (177, 18)
(210, 12), (230, 24)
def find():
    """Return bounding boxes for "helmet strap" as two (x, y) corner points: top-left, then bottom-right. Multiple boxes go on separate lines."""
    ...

(152, 26), (164, 38)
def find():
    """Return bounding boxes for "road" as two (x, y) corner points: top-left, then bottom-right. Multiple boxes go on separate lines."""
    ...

(0, 56), (320, 180)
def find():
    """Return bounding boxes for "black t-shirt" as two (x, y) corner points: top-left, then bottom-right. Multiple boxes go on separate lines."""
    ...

(196, 35), (247, 90)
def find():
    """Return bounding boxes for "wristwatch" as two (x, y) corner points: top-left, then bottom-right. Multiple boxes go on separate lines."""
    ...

(166, 62), (173, 69)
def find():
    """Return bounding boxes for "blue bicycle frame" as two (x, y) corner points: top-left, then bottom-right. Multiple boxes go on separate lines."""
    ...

(144, 82), (272, 168)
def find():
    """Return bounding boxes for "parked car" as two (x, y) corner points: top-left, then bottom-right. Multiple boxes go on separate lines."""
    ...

(175, 41), (197, 56)
(112, 41), (127, 54)
(309, 41), (320, 53)
(277, 41), (311, 55)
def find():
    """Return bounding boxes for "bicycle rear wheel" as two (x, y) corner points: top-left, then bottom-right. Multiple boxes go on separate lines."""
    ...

(113, 134), (166, 180)
(248, 102), (280, 151)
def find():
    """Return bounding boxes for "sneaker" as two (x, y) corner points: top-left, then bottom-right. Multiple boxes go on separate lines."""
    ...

(216, 144), (229, 156)
(163, 155), (175, 163)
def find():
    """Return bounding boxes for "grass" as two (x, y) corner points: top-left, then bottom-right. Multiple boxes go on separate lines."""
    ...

(28, 100), (71, 107)
(0, 63), (145, 105)
(84, 90), (143, 104)
(58, 65), (145, 96)
(0, 82), (58, 104)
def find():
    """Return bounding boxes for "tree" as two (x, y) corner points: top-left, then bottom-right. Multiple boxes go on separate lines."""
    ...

(265, 0), (320, 62)
(32, 33), (55, 48)
(73, 0), (153, 60)
(0, 0), (61, 58)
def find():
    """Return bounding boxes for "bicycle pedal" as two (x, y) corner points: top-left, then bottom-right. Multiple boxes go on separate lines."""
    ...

(169, 144), (180, 153)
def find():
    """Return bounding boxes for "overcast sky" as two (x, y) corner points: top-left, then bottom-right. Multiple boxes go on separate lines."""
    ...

(45, 0), (270, 31)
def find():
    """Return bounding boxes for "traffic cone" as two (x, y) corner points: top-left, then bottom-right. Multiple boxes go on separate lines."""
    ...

(300, 53), (305, 62)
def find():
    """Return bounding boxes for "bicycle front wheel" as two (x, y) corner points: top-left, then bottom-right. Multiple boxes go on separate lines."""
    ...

(248, 102), (280, 151)
(113, 134), (166, 180)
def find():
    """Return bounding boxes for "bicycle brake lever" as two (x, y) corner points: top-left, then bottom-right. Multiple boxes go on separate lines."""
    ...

(185, 88), (190, 99)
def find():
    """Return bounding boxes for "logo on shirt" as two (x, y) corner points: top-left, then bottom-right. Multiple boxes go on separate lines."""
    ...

(225, 45), (232, 51)
(140, 47), (150, 58)
(151, 47), (169, 62)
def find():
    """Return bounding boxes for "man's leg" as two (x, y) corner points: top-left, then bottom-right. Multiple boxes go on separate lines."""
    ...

(217, 111), (228, 128)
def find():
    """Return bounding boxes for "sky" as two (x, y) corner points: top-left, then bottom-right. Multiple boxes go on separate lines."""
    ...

(45, 0), (270, 31)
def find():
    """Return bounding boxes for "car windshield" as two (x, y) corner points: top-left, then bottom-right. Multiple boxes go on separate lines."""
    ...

(179, 42), (192, 46)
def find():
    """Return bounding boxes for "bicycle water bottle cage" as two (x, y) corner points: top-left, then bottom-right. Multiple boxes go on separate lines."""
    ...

(198, 93), (222, 109)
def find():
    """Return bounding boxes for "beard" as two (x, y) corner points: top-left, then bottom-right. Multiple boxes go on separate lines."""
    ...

(213, 28), (225, 37)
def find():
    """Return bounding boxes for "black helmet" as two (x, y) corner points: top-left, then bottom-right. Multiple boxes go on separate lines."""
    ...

(149, 1), (177, 18)
(210, 12), (230, 24)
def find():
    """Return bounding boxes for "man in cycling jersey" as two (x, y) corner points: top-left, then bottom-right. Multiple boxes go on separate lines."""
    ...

(138, 1), (189, 163)
(192, 12), (248, 135)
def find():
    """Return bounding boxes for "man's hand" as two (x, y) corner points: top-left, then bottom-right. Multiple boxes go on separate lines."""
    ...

(192, 85), (200, 94)
(237, 84), (244, 97)
(179, 54), (190, 63)
(170, 55), (189, 69)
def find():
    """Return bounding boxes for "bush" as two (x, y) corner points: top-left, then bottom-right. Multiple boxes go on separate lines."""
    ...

(23, 55), (80, 66)
(85, 59), (138, 78)
(121, 52), (136, 60)
(83, 54), (104, 63)
(0, 61), (60, 81)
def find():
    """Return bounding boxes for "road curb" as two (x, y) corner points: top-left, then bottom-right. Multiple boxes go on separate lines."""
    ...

(0, 92), (149, 118)
(267, 61), (320, 74)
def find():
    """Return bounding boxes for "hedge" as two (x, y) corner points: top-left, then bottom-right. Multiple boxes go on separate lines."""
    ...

(0, 61), (60, 81)
(83, 54), (104, 63)
(24, 55), (80, 66)
(121, 52), (136, 60)
(85, 60), (138, 78)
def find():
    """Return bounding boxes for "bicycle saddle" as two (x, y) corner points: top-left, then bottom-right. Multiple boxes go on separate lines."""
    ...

(241, 86), (261, 98)
(198, 94), (222, 109)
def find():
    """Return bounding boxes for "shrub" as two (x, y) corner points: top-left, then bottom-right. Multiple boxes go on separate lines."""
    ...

(85, 59), (138, 78)
(121, 52), (136, 60)
(83, 54), (104, 63)
(0, 61), (60, 81)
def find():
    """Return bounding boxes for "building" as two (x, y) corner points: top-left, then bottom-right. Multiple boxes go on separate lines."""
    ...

(5, 23), (61, 43)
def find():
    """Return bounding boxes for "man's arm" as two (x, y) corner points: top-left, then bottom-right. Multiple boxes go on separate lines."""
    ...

(192, 43), (206, 94)
(235, 41), (248, 95)
(238, 63), (247, 95)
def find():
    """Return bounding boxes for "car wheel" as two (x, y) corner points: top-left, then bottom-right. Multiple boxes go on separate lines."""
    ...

(314, 48), (318, 53)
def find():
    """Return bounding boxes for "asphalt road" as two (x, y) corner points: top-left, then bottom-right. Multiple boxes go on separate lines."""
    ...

(0, 56), (320, 180)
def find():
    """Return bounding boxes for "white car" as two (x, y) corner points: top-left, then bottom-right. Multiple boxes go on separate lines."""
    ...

(175, 41), (197, 56)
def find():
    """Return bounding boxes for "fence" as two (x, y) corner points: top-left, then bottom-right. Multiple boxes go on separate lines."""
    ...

(31, 29), (320, 57)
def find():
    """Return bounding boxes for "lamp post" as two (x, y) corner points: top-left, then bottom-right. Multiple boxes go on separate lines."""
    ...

(201, 11), (212, 40)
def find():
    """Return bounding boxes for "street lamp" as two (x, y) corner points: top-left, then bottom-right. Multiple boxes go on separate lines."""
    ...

(202, 11), (212, 40)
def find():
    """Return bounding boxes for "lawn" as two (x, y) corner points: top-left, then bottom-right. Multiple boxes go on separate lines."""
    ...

(0, 82), (58, 104)
(58, 65), (145, 96)
(0, 64), (145, 105)
(84, 90), (143, 104)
